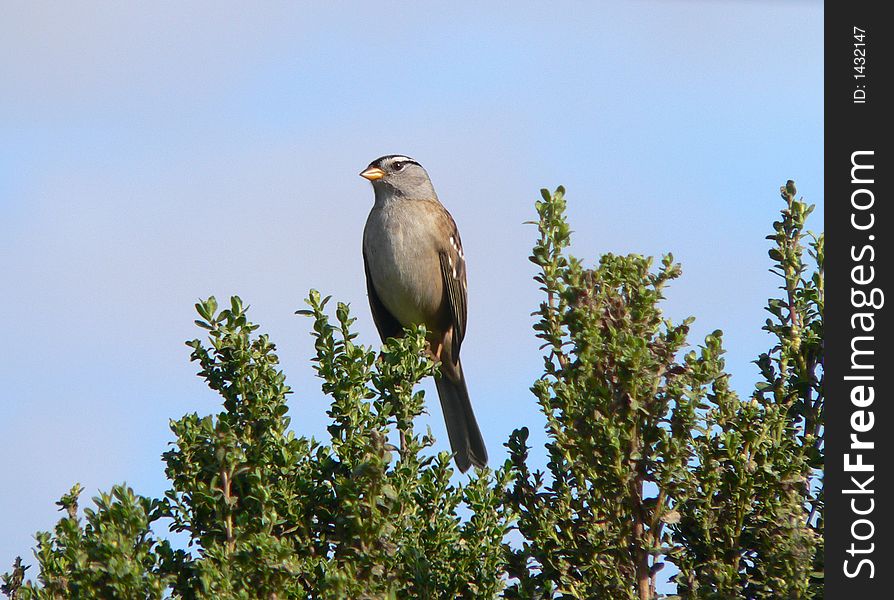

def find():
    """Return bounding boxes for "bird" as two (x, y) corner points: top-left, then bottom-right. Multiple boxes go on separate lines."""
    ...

(359, 154), (487, 472)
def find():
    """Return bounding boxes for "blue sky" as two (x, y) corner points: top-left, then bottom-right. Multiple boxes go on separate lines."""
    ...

(1, 0), (822, 590)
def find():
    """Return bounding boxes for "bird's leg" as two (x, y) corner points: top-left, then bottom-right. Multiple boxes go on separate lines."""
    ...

(427, 338), (443, 364)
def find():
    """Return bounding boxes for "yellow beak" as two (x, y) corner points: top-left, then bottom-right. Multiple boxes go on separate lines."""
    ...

(359, 166), (385, 181)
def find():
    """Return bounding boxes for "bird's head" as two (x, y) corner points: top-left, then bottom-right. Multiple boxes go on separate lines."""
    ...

(360, 155), (436, 200)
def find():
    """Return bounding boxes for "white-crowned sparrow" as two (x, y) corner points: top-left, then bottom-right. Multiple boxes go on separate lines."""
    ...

(360, 155), (487, 472)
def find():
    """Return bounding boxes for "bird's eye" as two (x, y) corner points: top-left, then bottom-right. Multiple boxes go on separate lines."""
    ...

(393, 161), (405, 171)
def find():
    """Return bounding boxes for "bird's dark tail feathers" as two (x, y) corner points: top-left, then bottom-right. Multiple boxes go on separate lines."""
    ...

(434, 361), (487, 473)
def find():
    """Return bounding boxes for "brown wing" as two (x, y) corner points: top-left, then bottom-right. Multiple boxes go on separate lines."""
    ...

(363, 249), (403, 341)
(438, 213), (468, 364)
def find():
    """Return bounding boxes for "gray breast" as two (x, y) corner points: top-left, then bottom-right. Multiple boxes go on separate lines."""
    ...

(363, 200), (445, 328)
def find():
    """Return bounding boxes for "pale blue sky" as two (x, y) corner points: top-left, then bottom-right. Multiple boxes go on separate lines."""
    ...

(1, 0), (822, 589)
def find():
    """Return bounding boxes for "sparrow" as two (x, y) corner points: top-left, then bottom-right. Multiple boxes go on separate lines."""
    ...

(360, 155), (487, 472)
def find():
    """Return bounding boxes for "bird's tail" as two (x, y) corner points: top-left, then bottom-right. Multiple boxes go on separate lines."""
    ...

(434, 360), (487, 473)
